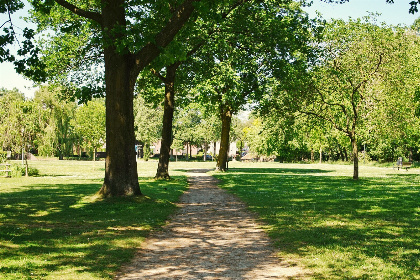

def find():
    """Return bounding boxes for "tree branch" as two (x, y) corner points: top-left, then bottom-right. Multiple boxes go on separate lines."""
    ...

(55, 0), (102, 24)
(133, 0), (199, 71)
(150, 68), (166, 82)
(353, 53), (383, 97)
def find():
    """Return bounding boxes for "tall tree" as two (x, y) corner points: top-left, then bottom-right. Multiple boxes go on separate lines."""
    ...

(190, 0), (315, 170)
(145, 3), (248, 178)
(27, 0), (205, 197)
(299, 18), (411, 179)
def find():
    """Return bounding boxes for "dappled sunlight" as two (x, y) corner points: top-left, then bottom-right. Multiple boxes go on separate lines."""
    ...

(214, 163), (420, 279)
(0, 162), (189, 279)
(117, 170), (309, 279)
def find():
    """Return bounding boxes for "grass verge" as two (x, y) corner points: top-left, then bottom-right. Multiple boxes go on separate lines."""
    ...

(213, 162), (420, 279)
(0, 160), (188, 280)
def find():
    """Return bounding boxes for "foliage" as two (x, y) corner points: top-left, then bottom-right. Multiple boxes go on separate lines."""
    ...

(34, 86), (77, 158)
(173, 103), (204, 151)
(73, 98), (105, 158)
(0, 149), (7, 163)
(0, 1), (47, 82)
(8, 163), (39, 177)
(0, 88), (25, 151)
(257, 16), (420, 176)
(134, 95), (163, 148)
(0, 90), (42, 156)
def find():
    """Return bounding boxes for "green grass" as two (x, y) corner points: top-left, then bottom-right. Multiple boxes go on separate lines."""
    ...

(0, 159), (191, 280)
(213, 162), (420, 280)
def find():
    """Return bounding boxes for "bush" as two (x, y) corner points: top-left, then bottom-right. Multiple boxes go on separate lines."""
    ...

(9, 164), (39, 177)
(0, 150), (7, 163)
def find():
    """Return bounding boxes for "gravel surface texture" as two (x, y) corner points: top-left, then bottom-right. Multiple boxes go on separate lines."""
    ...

(116, 169), (308, 279)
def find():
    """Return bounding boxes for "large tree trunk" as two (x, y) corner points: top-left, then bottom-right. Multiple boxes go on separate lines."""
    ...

(99, 50), (141, 196)
(98, 1), (141, 197)
(217, 106), (232, 171)
(351, 136), (359, 180)
(155, 64), (179, 179)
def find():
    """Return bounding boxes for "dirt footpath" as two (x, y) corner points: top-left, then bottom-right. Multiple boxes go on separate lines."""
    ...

(116, 169), (308, 279)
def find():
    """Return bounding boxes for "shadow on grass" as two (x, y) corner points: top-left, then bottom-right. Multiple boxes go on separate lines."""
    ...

(0, 176), (187, 279)
(226, 167), (333, 174)
(214, 168), (420, 279)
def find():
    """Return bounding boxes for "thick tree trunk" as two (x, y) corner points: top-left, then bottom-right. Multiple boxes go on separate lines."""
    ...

(351, 137), (359, 180)
(98, 1), (140, 197)
(217, 106), (232, 171)
(156, 64), (178, 179)
(99, 51), (141, 196)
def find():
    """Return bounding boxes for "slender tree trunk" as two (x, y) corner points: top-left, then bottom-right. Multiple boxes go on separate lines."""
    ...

(214, 142), (217, 160)
(319, 147), (322, 164)
(351, 136), (359, 180)
(203, 142), (208, 161)
(338, 145), (345, 161)
(156, 64), (179, 179)
(217, 106), (232, 171)
(343, 147), (348, 161)
(185, 142), (189, 160)
(99, 1), (140, 197)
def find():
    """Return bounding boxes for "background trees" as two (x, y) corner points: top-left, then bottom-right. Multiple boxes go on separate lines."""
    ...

(2, 2), (420, 184)
(133, 95), (163, 161)
(73, 99), (105, 160)
(34, 86), (76, 159)
(287, 18), (420, 179)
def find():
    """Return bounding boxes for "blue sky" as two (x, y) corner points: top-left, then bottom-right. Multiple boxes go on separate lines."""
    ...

(0, 0), (418, 99)
(304, 0), (418, 26)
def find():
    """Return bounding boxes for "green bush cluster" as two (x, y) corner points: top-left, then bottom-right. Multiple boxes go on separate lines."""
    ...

(0, 150), (7, 163)
(8, 164), (39, 177)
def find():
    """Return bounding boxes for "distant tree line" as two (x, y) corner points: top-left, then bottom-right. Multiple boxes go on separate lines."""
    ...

(2, 0), (420, 194)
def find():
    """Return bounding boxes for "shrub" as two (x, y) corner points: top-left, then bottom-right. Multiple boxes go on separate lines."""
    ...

(9, 164), (39, 177)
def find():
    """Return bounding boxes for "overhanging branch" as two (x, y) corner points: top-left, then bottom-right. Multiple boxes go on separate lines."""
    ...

(55, 0), (102, 24)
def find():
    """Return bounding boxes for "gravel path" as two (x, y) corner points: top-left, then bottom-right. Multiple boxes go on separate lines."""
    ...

(116, 169), (308, 279)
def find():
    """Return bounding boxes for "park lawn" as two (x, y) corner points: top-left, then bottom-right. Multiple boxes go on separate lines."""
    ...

(213, 162), (420, 280)
(0, 160), (190, 280)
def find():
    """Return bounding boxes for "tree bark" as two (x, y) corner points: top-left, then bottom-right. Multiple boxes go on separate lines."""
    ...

(351, 136), (359, 180)
(217, 105), (232, 171)
(155, 64), (179, 179)
(98, 1), (140, 197)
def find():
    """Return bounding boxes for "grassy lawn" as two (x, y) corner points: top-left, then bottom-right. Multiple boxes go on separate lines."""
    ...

(213, 162), (420, 279)
(0, 159), (197, 280)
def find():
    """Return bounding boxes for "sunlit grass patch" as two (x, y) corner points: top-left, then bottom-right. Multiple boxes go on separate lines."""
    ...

(0, 160), (189, 280)
(213, 162), (420, 279)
